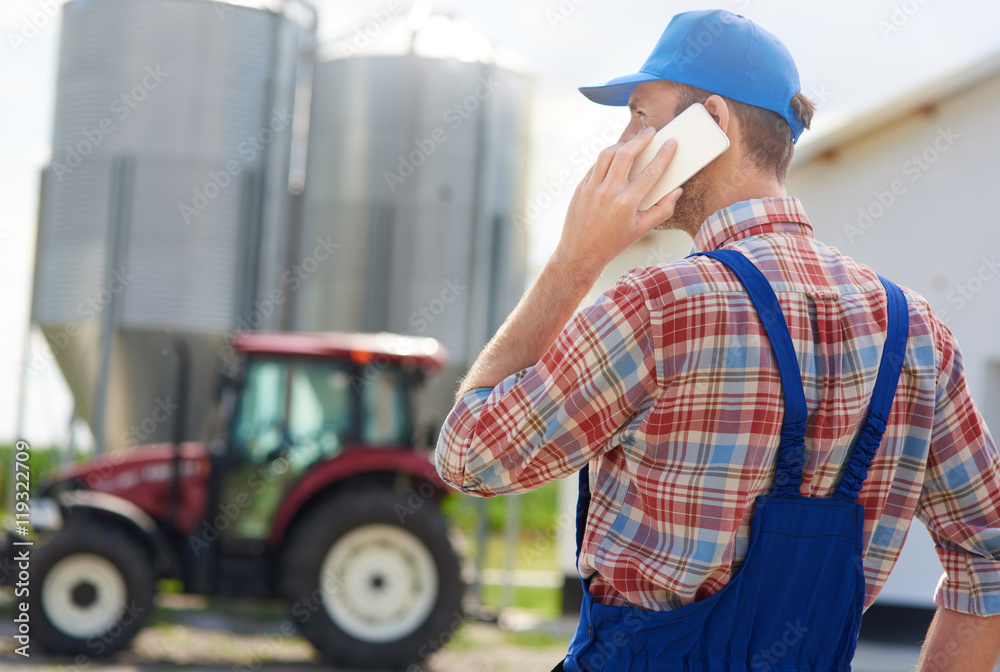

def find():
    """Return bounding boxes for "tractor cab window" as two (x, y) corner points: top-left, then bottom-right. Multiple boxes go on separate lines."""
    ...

(224, 356), (356, 545)
(359, 365), (410, 445)
(232, 357), (356, 469)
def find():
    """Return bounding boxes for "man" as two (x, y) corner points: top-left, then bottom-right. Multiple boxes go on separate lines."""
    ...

(435, 9), (1000, 671)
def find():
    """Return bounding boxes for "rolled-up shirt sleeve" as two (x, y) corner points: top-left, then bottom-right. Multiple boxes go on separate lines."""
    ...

(435, 275), (658, 496)
(917, 318), (1000, 615)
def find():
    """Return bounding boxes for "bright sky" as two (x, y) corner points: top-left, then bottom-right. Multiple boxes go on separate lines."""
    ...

(3, 0), (1000, 446)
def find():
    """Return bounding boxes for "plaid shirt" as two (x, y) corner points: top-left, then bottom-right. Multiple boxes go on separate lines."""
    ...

(436, 197), (1000, 615)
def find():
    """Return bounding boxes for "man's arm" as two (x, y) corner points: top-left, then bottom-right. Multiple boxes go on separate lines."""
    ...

(454, 252), (602, 402)
(915, 607), (1000, 672)
(914, 316), (1000, 670)
(455, 128), (681, 402)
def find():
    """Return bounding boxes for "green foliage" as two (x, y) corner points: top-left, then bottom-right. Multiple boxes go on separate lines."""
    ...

(479, 584), (562, 620)
(441, 480), (560, 534)
(0, 443), (63, 515)
(440, 482), (565, 617)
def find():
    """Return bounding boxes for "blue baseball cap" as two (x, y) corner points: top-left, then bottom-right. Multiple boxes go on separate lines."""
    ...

(579, 10), (807, 143)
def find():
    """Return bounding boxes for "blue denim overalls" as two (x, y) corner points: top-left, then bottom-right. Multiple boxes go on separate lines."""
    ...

(558, 249), (909, 672)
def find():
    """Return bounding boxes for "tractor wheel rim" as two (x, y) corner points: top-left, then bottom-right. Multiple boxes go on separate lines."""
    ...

(41, 553), (128, 639)
(319, 523), (438, 643)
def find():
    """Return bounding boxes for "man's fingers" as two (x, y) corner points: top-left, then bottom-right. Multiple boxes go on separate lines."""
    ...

(590, 141), (626, 184)
(637, 187), (682, 230)
(605, 126), (657, 182)
(627, 137), (678, 199)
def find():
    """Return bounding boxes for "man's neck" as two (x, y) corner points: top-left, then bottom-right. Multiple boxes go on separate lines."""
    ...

(695, 178), (789, 236)
(711, 179), (788, 215)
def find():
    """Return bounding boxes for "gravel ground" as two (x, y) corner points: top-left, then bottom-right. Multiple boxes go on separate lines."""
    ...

(0, 595), (570, 672)
(0, 623), (569, 672)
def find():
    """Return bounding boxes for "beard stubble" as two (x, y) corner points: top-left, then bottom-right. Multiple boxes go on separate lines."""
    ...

(653, 170), (712, 237)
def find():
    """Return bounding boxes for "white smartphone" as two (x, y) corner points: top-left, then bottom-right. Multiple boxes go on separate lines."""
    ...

(627, 102), (730, 211)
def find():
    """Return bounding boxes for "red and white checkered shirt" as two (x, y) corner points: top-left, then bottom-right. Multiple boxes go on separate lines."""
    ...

(436, 197), (1000, 614)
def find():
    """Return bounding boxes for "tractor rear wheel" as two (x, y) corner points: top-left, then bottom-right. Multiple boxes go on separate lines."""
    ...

(280, 484), (464, 669)
(30, 519), (154, 655)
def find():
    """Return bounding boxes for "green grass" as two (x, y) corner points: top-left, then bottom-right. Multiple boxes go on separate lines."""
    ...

(440, 481), (567, 617)
(479, 584), (562, 620)
(440, 481), (560, 534)
(446, 620), (567, 650)
(440, 480), (564, 571)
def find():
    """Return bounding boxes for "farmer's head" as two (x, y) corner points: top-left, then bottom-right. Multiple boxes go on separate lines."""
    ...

(579, 10), (815, 234)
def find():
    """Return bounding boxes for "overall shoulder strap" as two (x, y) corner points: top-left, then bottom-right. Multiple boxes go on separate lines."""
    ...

(834, 276), (909, 500)
(690, 250), (808, 496)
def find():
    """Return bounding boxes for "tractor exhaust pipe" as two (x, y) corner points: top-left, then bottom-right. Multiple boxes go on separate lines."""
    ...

(168, 338), (191, 530)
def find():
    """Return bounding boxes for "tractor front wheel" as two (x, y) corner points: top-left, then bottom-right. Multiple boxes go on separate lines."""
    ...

(30, 519), (154, 656)
(281, 484), (464, 669)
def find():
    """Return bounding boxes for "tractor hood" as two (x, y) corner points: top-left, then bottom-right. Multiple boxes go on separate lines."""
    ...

(47, 442), (211, 534)
(52, 442), (210, 492)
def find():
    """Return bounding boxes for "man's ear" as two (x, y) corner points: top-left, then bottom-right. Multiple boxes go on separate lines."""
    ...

(702, 95), (730, 135)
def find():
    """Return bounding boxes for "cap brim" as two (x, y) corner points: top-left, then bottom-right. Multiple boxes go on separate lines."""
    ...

(578, 72), (664, 106)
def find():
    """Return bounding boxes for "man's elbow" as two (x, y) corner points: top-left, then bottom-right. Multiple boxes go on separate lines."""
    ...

(434, 462), (498, 498)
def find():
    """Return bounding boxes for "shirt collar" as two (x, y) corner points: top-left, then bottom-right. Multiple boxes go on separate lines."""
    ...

(692, 197), (814, 253)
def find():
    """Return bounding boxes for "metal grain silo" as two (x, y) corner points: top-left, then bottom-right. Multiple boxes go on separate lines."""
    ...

(296, 15), (532, 421)
(30, 0), (313, 452)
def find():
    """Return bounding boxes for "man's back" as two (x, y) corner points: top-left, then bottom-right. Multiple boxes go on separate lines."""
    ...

(437, 197), (1000, 615)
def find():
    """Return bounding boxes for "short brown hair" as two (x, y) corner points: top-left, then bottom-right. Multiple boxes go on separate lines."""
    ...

(668, 82), (815, 182)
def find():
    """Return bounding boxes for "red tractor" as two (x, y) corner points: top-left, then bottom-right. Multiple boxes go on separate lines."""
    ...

(7, 332), (464, 669)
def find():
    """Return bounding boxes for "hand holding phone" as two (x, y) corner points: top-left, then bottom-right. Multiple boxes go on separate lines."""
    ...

(627, 103), (730, 211)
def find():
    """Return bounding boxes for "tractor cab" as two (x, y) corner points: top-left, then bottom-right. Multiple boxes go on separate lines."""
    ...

(212, 332), (438, 556)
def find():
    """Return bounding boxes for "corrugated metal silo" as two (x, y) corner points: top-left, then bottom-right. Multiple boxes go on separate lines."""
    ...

(297, 18), (532, 422)
(31, 0), (311, 451)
